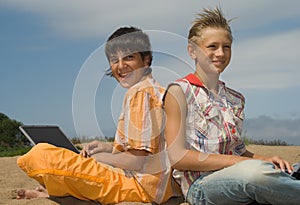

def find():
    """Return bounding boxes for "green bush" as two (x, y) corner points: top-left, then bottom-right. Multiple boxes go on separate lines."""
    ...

(0, 113), (29, 147)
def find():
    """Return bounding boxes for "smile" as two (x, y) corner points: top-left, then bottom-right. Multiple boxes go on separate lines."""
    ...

(119, 71), (133, 79)
(212, 60), (225, 65)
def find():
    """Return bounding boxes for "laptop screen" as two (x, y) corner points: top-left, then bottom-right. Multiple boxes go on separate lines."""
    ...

(19, 125), (79, 154)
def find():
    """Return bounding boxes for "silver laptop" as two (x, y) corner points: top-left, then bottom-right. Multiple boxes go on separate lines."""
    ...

(19, 125), (80, 154)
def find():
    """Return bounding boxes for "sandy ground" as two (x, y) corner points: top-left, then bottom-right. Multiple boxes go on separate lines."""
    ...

(1, 145), (299, 205)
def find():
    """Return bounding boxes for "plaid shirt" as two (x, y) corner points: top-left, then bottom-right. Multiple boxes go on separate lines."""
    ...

(171, 74), (247, 197)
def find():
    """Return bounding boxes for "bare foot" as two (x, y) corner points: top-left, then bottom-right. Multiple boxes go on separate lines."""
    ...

(16, 186), (49, 199)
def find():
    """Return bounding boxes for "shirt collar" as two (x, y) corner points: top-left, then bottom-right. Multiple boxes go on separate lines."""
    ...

(179, 73), (205, 87)
(178, 73), (227, 94)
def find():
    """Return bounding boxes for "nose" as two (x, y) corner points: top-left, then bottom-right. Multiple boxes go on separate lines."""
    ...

(215, 47), (225, 57)
(117, 59), (127, 70)
(118, 59), (124, 67)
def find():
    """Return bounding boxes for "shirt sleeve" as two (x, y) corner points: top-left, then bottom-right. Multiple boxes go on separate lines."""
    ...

(114, 89), (164, 154)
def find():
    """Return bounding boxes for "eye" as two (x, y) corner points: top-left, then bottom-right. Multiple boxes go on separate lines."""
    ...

(124, 55), (134, 60)
(109, 57), (118, 64)
(207, 44), (216, 50)
(224, 45), (231, 50)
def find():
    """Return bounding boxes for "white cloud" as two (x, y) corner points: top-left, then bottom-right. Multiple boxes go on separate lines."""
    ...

(1, 0), (201, 38)
(224, 0), (300, 30)
(224, 29), (300, 90)
(3, 0), (299, 39)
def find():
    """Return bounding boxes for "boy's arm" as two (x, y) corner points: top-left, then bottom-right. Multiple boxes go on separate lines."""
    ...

(81, 141), (149, 171)
(90, 149), (148, 171)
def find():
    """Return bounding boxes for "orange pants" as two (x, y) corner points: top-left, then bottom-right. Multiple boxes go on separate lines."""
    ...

(17, 143), (150, 204)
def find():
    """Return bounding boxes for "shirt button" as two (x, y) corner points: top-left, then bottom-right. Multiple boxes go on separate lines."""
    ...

(231, 128), (236, 133)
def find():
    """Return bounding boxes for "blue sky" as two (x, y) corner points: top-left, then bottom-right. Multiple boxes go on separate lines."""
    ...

(1, 0), (300, 145)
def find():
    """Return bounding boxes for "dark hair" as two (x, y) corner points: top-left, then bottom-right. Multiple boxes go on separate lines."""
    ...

(105, 26), (153, 76)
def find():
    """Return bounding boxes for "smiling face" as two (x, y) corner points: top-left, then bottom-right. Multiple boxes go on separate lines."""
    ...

(109, 52), (150, 88)
(191, 27), (232, 74)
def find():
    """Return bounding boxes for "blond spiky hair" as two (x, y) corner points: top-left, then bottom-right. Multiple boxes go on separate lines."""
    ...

(188, 7), (233, 43)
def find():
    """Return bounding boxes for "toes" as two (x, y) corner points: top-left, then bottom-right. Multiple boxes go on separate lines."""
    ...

(16, 189), (26, 199)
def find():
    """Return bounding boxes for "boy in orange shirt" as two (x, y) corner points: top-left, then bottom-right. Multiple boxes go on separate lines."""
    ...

(17, 26), (181, 204)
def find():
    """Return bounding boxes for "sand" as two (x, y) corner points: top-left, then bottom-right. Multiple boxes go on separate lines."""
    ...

(1, 145), (299, 205)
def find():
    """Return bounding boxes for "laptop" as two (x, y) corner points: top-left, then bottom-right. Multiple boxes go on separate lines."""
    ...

(19, 125), (80, 154)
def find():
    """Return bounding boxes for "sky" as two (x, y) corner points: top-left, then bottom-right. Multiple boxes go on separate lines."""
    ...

(1, 0), (300, 145)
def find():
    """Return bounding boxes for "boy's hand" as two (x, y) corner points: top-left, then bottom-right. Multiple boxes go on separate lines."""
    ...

(268, 156), (293, 173)
(80, 141), (113, 157)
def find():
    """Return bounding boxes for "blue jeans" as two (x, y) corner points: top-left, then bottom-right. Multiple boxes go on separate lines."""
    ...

(186, 160), (300, 205)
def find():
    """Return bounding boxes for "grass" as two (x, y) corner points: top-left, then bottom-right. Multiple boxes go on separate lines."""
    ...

(0, 146), (32, 157)
(242, 137), (288, 146)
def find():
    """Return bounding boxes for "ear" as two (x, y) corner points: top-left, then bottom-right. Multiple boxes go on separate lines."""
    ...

(143, 55), (151, 67)
(187, 43), (196, 60)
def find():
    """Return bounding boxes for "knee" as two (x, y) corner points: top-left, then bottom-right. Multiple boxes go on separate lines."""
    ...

(235, 160), (276, 184)
(17, 143), (56, 171)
